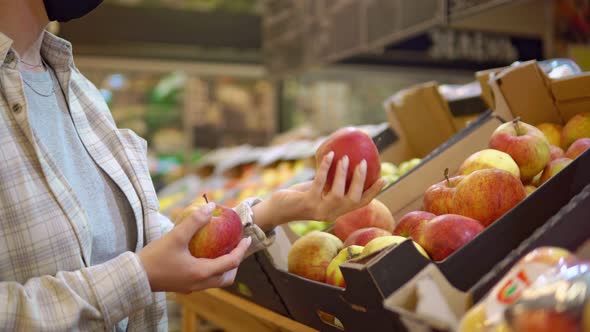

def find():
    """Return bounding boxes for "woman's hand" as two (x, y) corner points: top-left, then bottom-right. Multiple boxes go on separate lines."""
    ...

(138, 203), (252, 293)
(252, 151), (386, 231)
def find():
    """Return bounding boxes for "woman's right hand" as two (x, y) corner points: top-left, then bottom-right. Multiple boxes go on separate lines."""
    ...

(138, 202), (252, 293)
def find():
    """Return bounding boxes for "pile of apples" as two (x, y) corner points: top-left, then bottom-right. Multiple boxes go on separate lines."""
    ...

(395, 112), (590, 262)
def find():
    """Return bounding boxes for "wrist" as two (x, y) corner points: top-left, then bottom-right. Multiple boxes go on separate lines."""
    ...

(252, 193), (297, 231)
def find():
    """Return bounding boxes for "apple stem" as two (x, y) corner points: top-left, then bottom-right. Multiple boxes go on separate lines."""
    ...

(202, 194), (209, 204)
(513, 117), (522, 136)
(444, 168), (450, 186)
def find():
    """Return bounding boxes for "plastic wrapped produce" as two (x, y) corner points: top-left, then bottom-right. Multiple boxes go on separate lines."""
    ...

(459, 247), (577, 332)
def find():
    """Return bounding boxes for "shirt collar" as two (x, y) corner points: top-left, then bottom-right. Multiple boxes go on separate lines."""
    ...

(0, 30), (73, 72)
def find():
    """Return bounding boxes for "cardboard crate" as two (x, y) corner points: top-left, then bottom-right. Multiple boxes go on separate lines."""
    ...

(384, 161), (590, 332)
(483, 60), (590, 124)
(383, 81), (487, 164)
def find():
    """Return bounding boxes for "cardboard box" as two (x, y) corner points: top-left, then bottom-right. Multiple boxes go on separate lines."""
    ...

(551, 72), (590, 121)
(484, 60), (590, 124)
(383, 81), (488, 164)
(384, 158), (590, 332)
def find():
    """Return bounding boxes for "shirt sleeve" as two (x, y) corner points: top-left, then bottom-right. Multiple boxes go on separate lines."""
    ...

(0, 252), (154, 331)
(232, 198), (276, 257)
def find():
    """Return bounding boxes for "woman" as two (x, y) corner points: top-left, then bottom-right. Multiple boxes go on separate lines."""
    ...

(0, 0), (385, 331)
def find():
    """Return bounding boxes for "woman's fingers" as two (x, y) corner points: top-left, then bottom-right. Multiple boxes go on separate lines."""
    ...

(199, 237), (251, 277)
(311, 151), (334, 194)
(346, 159), (367, 202)
(359, 178), (387, 206)
(330, 156), (349, 197)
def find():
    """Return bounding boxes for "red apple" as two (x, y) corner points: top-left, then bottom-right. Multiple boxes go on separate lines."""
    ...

(565, 138), (590, 159)
(561, 111), (590, 149)
(393, 211), (436, 239)
(538, 157), (572, 185)
(489, 119), (551, 182)
(288, 231), (343, 283)
(343, 227), (391, 247)
(415, 214), (484, 261)
(452, 169), (526, 227)
(334, 199), (395, 242)
(177, 202), (244, 259)
(549, 145), (565, 161)
(325, 245), (364, 288)
(315, 127), (381, 192)
(423, 168), (464, 216)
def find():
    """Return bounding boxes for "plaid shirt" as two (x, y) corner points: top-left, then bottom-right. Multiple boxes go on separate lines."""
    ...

(0, 31), (272, 331)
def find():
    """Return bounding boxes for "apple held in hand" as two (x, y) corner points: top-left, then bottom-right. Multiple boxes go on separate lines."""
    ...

(452, 169), (526, 227)
(565, 138), (590, 159)
(334, 199), (396, 241)
(343, 227), (391, 247)
(423, 168), (463, 216)
(176, 196), (244, 259)
(538, 158), (572, 185)
(415, 214), (484, 261)
(458, 149), (520, 179)
(561, 111), (590, 149)
(315, 127), (381, 192)
(489, 118), (550, 182)
(362, 236), (429, 259)
(393, 211), (436, 239)
(288, 231), (343, 283)
(326, 245), (364, 288)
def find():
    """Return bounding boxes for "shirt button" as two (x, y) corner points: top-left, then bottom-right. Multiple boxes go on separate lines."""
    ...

(12, 104), (22, 113)
(4, 52), (14, 65)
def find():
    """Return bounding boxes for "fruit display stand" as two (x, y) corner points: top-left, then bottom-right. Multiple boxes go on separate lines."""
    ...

(384, 173), (590, 332)
(250, 108), (590, 331)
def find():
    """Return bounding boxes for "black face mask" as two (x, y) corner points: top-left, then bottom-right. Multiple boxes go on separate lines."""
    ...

(43, 0), (104, 23)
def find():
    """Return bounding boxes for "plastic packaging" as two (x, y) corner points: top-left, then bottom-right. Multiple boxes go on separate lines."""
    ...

(458, 247), (577, 332)
(504, 261), (590, 332)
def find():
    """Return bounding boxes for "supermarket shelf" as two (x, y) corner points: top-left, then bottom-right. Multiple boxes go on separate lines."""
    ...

(263, 0), (545, 77)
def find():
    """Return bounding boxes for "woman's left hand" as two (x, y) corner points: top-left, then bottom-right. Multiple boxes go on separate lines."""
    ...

(252, 151), (386, 231)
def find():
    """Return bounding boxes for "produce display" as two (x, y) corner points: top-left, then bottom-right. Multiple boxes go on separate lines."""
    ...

(389, 116), (590, 262)
(285, 113), (590, 289)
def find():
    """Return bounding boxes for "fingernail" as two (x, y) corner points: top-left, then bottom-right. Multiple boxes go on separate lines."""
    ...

(326, 151), (334, 161)
(342, 156), (349, 169)
(360, 159), (367, 174)
(203, 202), (216, 215)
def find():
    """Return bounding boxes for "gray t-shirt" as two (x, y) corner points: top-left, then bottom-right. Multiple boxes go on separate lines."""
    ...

(20, 67), (137, 266)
